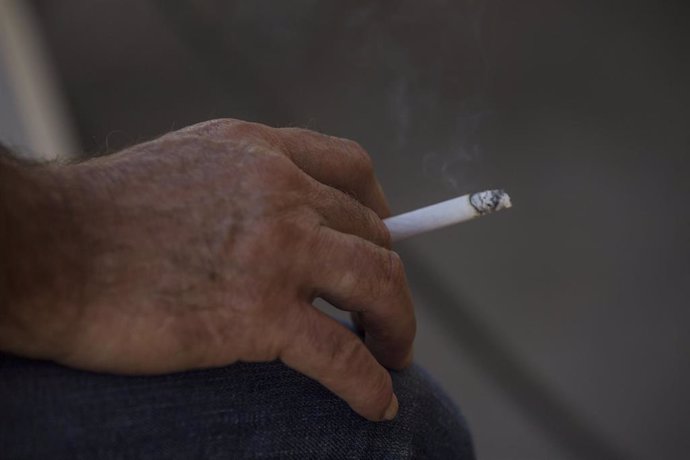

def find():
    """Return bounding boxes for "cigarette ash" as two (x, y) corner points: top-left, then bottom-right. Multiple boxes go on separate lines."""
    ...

(469, 189), (512, 215)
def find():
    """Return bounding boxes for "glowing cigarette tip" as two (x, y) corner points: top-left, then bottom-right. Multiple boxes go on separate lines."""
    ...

(384, 189), (512, 242)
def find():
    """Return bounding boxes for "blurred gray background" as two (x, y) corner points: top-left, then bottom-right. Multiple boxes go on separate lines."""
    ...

(2, 1), (689, 458)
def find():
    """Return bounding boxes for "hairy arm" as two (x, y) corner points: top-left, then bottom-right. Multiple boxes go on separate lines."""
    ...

(0, 149), (81, 359)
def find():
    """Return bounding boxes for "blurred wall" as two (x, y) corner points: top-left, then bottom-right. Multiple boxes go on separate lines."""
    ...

(0, 0), (77, 159)
(23, 1), (690, 458)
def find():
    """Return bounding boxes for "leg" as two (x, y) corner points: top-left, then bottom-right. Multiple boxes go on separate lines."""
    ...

(0, 353), (474, 459)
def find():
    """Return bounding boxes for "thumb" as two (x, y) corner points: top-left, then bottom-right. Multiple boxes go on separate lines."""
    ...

(280, 306), (399, 421)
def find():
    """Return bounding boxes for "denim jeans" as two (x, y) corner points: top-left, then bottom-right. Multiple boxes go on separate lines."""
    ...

(0, 352), (474, 459)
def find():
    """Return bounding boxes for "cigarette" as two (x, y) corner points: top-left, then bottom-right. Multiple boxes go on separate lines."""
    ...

(384, 189), (512, 242)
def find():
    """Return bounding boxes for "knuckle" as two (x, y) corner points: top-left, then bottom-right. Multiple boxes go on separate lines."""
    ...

(280, 126), (310, 137)
(208, 119), (276, 145)
(228, 120), (268, 141)
(252, 122), (284, 145)
(252, 146), (290, 169)
(173, 119), (280, 153)
(380, 250), (406, 293)
(346, 140), (375, 177)
(370, 211), (392, 248)
(245, 149), (301, 188)
(339, 194), (390, 248)
(209, 118), (243, 129)
(181, 118), (242, 135)
(274, 126), (313, 150)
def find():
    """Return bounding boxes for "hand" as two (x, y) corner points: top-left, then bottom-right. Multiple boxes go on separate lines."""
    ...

(0, 120), (416, 421)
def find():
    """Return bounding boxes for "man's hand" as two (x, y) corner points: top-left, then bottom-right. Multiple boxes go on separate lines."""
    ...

(0, 120), (415, 421)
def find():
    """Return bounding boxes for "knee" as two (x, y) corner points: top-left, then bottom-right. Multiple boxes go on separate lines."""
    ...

(271, 362), (476, 458)
(385, 364), (476, 458)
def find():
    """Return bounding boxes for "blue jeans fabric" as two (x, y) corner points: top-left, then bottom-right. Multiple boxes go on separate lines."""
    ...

(0, 353), (474, 459)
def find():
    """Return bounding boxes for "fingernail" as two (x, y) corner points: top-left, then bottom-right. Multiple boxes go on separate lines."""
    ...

(383, 393), (399, 421)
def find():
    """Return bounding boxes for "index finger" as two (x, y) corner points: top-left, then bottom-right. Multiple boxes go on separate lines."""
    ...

(274, 127), (392, 218)
(280, 305), (399, 421)
(308, 227), (416, 369)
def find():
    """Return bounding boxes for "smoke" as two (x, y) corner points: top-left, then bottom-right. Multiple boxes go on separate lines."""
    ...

(430, 0), (492, 193)
(391, 0), (493, 193)
(422, 110), (491, 192)
(389, 77), (411, 149)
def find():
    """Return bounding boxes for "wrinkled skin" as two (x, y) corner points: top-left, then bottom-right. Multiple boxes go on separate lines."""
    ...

(0, 120), (416, 421)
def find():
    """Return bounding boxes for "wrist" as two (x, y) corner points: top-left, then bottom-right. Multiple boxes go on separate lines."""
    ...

(0, 153), (85, 360)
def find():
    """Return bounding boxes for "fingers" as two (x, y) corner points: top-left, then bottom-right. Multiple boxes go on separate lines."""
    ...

(308, 227), (415, 370)
(280, 305), (399, 421)
(274, 127), (392, 218)
(174, 119), (391, 218)
(306, 180), (391, 248)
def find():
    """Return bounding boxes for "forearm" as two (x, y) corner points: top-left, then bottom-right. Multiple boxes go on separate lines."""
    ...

(0, 148), (80, 359)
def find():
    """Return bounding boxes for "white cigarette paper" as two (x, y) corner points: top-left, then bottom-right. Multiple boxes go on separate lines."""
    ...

(384, 189), (512, 242)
